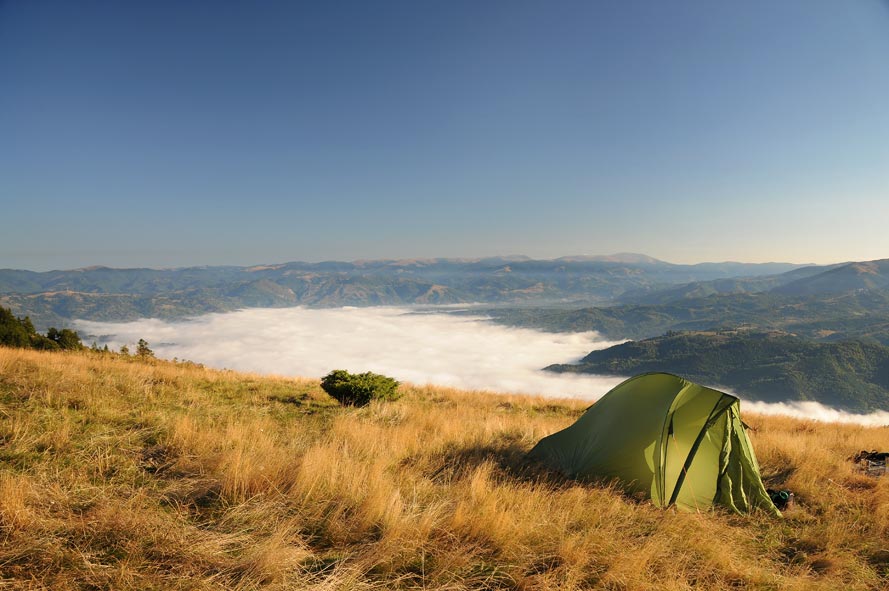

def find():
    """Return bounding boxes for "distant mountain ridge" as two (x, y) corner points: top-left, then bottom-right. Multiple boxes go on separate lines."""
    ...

(4, 255), (887, 335)
(610, 259), (889, 306)
(616, 264), (846, 305)
(0, 254), (811, 328)
(484, 288), (889, 346)
(552, 253), (666, 264)
(772, 260), (889, 296)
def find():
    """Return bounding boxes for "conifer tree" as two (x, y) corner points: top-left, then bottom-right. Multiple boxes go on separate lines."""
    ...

(136, 338), (154, 358)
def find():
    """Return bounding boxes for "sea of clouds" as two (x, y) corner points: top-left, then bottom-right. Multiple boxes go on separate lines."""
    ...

(74, 306), (889, 426)
(75, 306), (627, 399)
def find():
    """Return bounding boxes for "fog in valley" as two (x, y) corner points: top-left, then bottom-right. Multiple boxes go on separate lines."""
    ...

(75, 306), (889, 426)
(75, 306), (627, 399)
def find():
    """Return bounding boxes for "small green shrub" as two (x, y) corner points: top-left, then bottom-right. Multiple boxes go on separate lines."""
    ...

(320, 369), (401, 407)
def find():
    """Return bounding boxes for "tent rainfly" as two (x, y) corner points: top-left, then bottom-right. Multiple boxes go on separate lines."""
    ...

(528, 372), (780, 515)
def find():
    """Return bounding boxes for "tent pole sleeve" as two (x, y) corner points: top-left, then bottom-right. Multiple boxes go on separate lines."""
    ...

(667, 396), (730, 507)
(656, 383), (691, 506)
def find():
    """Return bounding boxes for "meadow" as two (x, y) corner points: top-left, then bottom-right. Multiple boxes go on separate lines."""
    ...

(0, 348), (887, 590)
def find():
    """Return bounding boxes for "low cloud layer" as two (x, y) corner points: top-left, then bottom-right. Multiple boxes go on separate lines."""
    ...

(75, 306), (889, 426)
(75, 307), (627, 399)
(742, 400), (889, 428)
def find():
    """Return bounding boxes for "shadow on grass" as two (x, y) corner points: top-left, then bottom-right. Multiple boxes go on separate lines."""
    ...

(760, 464), (796, 489)
(414, 436), (661, 508)
(418, 438), (584, 492)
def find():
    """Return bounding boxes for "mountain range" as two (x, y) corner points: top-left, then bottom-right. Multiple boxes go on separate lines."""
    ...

(483, 289), (889, 345)
(0, 254), (811, 329)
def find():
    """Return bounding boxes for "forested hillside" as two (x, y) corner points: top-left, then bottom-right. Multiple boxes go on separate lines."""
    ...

(548, 330), (889, 412)
(0, 305), (82, 351)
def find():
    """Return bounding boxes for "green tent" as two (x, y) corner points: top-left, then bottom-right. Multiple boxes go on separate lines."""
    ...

(529, 372), (779, 515)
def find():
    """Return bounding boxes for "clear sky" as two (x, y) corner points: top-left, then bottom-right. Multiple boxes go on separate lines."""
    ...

(2, 1), (888, 270)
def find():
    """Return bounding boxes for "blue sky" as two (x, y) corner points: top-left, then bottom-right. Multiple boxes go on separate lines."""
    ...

(2, 0), (888, 270)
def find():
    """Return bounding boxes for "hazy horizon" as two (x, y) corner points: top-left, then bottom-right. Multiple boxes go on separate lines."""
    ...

(0, 251), (846, 273)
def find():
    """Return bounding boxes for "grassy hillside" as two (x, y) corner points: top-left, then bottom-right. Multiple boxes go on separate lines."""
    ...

(0, 348), (888, 590)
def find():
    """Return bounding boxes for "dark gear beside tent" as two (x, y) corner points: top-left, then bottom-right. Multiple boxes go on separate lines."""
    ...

(528, 373), (780, 516)
(851, 450), (889, 477)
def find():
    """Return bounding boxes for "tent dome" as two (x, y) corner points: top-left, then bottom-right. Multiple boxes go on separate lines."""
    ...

(529, 372), (779, 515)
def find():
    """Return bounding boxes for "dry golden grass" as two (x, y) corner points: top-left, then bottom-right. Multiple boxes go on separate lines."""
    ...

(0, 347), (887, 590)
